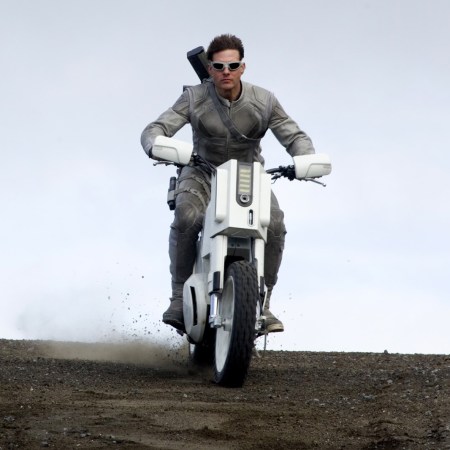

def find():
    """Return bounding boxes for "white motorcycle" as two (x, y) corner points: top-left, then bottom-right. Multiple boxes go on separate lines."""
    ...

(153, 135), (331, 387)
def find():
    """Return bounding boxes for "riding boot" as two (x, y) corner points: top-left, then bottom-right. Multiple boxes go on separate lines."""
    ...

(162, 283), (185, 332)
(264, 287), (284, 333)
(263, 192), (286, 333)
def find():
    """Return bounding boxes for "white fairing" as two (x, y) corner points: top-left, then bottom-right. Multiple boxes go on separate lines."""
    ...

(152, 136), (193, 165)
(205, 160), (271, 240)
(293, 154), (332, 179)
(183, 273), (208, 343)
(200, 160), (270, 295)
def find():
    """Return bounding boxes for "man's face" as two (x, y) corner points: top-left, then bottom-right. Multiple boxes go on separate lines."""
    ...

(208, 49), (245, 100)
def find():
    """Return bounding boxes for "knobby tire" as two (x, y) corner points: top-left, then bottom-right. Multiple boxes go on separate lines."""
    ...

(214, 261), (258, 387)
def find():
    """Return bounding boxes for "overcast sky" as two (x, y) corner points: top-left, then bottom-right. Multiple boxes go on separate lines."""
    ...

(1, 0), (449, 354)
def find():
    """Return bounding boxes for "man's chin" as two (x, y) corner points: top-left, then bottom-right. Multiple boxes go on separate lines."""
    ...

(220, 83), (233, 91)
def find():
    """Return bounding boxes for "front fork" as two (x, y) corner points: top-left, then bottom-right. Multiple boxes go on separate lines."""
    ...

(208, 284), (266, 335)
(209, 292), (222, 328)
(207, 237), (266, 332)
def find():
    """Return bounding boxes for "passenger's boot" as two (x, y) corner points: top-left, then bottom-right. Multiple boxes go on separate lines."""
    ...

(264, 288), (284, 333)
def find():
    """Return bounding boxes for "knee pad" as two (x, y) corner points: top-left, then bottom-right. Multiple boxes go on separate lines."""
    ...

(172, 197), (203, 234)
(269, 208), (286, 239)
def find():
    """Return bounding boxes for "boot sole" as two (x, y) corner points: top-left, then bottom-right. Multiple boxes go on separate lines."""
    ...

(162, 315), (185, 333)
(266, 323), (284, 333)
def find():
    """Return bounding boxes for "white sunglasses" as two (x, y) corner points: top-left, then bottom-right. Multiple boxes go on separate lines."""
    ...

(209, 61), (243, 71)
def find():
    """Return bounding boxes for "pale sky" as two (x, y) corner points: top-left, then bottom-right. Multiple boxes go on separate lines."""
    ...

(1, 0), (449, 354)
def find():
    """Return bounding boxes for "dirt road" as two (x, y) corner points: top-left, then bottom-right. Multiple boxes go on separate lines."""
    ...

(1, 339), (449, 449)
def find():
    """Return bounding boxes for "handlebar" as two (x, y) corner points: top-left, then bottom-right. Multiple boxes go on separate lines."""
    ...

(266, 165), (326, 186)
(155, 156), (326, 186)
(153, 152), (216, 175)
(266, 165), (296, 181)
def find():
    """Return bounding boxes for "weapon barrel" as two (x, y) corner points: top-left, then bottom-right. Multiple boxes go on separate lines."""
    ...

(187, 46), (210, 82)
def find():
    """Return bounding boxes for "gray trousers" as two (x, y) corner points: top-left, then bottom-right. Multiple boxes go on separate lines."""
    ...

(169, 166), (286, 302)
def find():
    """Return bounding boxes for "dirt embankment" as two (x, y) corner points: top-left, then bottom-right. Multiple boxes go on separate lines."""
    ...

(1, 339), (449, 449)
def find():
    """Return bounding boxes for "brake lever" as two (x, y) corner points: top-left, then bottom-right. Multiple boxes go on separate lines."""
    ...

(305, 177), (327, 187)
(270, 173), (283, 183)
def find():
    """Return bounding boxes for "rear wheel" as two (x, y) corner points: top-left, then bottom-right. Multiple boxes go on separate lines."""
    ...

(214, 261), (258, 387)
(189, 326), (215, 366)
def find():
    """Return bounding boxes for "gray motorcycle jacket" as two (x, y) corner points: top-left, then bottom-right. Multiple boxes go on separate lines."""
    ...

(141, 80), (315, 167)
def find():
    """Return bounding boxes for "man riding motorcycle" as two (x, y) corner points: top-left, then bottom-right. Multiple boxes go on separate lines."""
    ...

(141, 34), (316, 334)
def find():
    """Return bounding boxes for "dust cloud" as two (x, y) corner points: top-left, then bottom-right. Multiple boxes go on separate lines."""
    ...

(41, 339), (189, 371)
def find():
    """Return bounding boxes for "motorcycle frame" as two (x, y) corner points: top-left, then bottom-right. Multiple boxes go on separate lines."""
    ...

(183, 159), (272, 343)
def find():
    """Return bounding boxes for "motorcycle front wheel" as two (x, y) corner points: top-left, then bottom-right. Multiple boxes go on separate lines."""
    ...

(214, 260), (258, 387)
